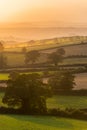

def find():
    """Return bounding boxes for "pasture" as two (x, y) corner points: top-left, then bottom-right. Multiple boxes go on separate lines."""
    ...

(4, 36), (87, 52)
(3, 52), (87, 67)
(3, 42), (87, 67)
(1, 92), (87, 110)
(47, 96), (87, 109)
(0, 93), (87, 130)
(0, 115), (87, 130)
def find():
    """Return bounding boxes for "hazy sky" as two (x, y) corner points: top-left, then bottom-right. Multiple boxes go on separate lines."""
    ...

(0, 0), (87, 26)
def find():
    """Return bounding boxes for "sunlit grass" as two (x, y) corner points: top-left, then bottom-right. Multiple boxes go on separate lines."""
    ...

(0, 115), (87, 130)
(1, 93), (87, 110)
(0, 73), (9, 80)
(0, 72), (43, 80)
(47, 96), (87, 109)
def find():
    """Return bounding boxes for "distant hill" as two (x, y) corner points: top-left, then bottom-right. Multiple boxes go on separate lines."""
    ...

(3, 36), (87, 52)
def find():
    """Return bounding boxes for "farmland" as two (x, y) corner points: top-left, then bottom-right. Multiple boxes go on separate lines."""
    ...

(0, 37), (87, 129)
(0, 93), (87, 130)
(2, 52), (87, 67)
(4, 36), (87, 52)
(0, 72), (87, 90)
(2, 41), (87, 67)
(47, 95), (87, 109)
(0, 115), (87, 130)
(1, 92), (87, 110)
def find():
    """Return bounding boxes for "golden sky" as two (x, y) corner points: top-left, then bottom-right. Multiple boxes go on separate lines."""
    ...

(0, 0), (87, 26)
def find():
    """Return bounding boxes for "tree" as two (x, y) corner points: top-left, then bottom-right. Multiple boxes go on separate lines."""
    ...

(48, 71), (75, 92)
(0, 42), (4, 52)
(0, 42), (7, 69)
(2, 73), (49, 114)
(48, 52), (62, 66)
(0, 53), (7, 69)
(48, 48), (65, 66)
(9, 71), (20, 81)
(25, 50), (40, 65)
(56, 48), (65, 56)
(21, 47), (27, 53)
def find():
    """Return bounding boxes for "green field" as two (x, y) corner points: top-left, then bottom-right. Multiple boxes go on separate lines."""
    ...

(47, 96), (87, 109)
(0, 94), (87, 129)
(3, 52), (87, 67)
(0, 73), (9, 80)
(2, 41), (87, 67)
(0, 72), (43, 80)
(0, 115), (87, 130)
(1, 92), (87, 110)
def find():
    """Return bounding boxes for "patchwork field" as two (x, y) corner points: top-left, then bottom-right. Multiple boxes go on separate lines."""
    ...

(2, 42), (87, 67)
(4, 36), (87, 52)
(3, 52), (87, 67)
(42, 44), (87, 56)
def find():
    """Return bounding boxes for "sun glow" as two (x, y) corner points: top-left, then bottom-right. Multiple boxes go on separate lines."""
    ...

(0, 0), (37, 22)
(0, 0), (87, 24)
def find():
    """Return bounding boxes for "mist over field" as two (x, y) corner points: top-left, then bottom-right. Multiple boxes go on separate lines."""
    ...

(0, 27), (87, 42)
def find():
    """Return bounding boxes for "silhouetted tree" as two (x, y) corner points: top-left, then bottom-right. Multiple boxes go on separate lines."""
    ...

(56, 48), (65, 56)
(0, 53), (7, 69)
(0, 42), (4, 52)
(48, 48), (65, 66)
(25, 50), (40, 65)
(21, 47), (27, 53)
(0, 42), (7, 69)
(3, 73), (49, 114)
(9, 71), (20, 81)
(48, 71), (75, 92)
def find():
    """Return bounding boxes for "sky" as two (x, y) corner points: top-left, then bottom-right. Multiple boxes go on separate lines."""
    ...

(0, 0), (87, 26)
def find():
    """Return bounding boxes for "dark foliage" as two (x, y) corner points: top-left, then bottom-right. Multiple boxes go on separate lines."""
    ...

(48, 48), (65, 66)
(48, 71), (75, 92)
(25, 50), (40, 65)
(2, 73), (50, 114)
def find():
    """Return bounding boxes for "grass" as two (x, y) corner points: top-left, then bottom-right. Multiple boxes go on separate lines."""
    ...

(47, 96), (87, 109)
(5, 36), (87, 52)
(2, 39), (87, 67)
(0, 92), (4, 106)
(1, 92), (87, 109)
(0, 115), (87, 130)
(5, 52), (25, 66)
(3, 52), (87, 67)
(0, 72), (43, 80)
(0, 94), (87, 129)
(62, 58), (87, 65)
(0, 73), (9, 80)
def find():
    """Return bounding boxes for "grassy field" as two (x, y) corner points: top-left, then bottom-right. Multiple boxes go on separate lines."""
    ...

(0, 73), (9, 80)
(3, 43), (87, 67)
(1, 92), (87, 110)
(4, 36), (87, 52)
(0, 115), (87, 130)
(6, 53), (25, 66)
(47, 96), (87, 109)
(3, 52), (87, 67)
(0, 94), (87, 129)
(0, 72), (43, 80)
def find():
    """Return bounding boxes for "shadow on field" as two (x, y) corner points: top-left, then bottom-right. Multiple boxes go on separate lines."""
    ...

(8, 114), (74, 129)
